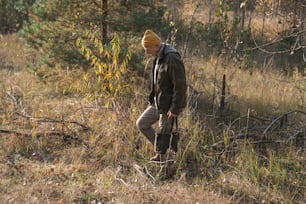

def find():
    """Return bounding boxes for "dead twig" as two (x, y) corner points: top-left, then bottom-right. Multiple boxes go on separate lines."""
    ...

(133, 163), (155, 184)
(114, 165), (131, 187)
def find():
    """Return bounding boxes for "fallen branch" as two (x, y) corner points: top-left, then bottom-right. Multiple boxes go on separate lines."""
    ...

(263, 110), (306, 136)
(226, 114), (271, 131)
(13, 112), (91, 131)
(211, 132), (258, 148)
(0, 128), (83, 143)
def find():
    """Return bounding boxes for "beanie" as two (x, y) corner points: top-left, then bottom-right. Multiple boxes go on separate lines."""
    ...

(141, 30), (161, 48)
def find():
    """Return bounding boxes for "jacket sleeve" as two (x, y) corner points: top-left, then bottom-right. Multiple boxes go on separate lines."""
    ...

(168, 55), (187, 115)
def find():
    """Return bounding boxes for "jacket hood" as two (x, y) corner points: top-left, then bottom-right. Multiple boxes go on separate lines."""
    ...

(157, 43), (180, 59)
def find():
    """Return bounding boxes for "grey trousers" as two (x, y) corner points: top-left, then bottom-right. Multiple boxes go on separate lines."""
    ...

(136, 105), (173, 145)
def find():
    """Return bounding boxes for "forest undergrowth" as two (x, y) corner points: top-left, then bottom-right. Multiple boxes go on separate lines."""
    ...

(0, 34), (305, 204)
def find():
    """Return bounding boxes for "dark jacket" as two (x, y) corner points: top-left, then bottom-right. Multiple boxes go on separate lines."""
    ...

(148, 43), (187, 115)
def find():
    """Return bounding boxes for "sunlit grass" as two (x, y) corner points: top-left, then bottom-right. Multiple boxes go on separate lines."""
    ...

(185, 56), (305, 115)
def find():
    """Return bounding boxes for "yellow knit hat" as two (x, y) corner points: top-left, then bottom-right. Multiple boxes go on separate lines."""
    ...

(141, 30), (161, 48)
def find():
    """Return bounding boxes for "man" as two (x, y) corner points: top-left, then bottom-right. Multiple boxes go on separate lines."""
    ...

(136, 30), (187, 161)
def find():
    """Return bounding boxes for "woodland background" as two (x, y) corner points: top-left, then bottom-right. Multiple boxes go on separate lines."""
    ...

(0, 0), (305, 203)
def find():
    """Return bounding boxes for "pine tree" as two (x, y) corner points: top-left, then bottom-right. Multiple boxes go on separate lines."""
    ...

(19, 0), (171, 68)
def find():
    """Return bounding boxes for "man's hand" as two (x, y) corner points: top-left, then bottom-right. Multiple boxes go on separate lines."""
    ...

(167, 111), (177, 118)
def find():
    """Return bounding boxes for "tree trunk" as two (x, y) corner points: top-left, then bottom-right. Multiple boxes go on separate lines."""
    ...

(261, 0), (266, 38)
(208, 0), (213, 28)
(248, 9), (253, 30)
(168, 0), (177, 22)
(102, 0), (108, 44)
(299, 0), (305, 46)
(241, 4), (245, 31)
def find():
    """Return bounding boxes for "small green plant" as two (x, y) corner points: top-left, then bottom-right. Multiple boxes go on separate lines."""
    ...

(75, 30), (131, 107)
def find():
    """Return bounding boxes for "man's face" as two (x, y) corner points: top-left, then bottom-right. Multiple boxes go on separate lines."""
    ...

(144, 45), (160, 58)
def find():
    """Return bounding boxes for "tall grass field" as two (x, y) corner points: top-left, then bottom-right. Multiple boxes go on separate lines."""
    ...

(0, 32), (305, 204)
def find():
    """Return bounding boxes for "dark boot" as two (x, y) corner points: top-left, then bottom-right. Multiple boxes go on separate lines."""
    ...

(170, 132), (179, 152)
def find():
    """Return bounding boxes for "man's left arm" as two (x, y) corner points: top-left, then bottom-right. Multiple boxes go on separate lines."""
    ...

(168, 55), (187, 116)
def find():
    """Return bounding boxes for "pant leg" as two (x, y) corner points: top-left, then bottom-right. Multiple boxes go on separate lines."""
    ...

(154, 114), (175, 154)
(136, 105), (159, 144)
(158, 114), (174, 134)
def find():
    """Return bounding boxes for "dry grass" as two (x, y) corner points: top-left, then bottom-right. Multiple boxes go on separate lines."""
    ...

(0, 32), (305, 204)
(0, 34), (27, 70)
(184, 55), (305, 115)
(0, 34), (227, 203)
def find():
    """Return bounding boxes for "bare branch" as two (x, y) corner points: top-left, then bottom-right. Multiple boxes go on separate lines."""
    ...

(249, 29), (306, 54)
